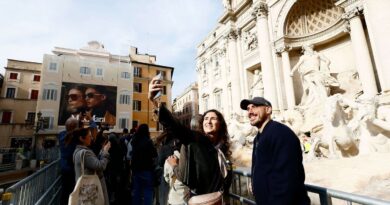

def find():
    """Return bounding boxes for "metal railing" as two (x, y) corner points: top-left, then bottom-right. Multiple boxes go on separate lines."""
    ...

(0, 148), (18, 164)
(229, 168), (390, 205)
(1, 162), (389, 205)
(0, 148), (22, 172)
(1, 159), (61, 205)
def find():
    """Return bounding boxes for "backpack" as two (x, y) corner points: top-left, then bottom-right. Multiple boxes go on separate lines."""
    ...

(125, 136), (133, 161)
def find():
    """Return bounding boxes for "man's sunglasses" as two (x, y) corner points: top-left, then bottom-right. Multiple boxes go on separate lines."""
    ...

(85, 93), (102, 99)
(66, 94), (83, 101)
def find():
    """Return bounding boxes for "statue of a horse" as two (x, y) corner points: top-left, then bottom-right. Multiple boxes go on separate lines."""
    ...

(308, 94), (359, 159)
(349, 96), (390, 155)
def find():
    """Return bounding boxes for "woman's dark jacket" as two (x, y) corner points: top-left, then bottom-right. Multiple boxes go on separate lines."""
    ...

(158, 105), (231, 195)
(131, 133), (157, 172)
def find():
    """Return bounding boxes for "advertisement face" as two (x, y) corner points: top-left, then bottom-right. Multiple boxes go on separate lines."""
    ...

(58, 82), (117, 126)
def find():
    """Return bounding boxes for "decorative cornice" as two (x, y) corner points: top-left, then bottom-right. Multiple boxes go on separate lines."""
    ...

(342, 22), (351, 33)
(252, 2), (268, 19)
(275, 45), (292, 55)
(335, 0), (360, 9)
(342, 6), (363, 20)
(226, 29), (239, 41)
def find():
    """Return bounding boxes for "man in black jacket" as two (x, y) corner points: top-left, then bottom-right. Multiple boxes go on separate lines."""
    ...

(240, 97), (310, 205)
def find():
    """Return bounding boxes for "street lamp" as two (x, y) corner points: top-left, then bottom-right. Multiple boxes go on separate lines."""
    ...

(32, 111), (45, 160)
(24, 111), (46, 168)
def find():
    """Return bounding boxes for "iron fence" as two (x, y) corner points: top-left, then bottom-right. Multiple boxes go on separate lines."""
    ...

(229, 168), (390, 205)
(1, 159), (61, 205)
(1, 161), (389, 205)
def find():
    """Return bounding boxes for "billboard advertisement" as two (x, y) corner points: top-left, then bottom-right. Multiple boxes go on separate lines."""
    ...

(58, 82), (117, 126)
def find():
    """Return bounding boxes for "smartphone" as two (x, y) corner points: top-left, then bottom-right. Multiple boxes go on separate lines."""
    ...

(154, 73), (163, 100)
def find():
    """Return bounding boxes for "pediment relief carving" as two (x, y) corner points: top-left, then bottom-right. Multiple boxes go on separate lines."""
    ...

(242, 30), (258, 52)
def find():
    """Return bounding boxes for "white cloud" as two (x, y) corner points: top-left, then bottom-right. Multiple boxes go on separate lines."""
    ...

(0, 0), (223, 98)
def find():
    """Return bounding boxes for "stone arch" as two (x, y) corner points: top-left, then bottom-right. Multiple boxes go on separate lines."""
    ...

(275, 0), (345, 47)
(284, 0), (344, 37)
(275, 0), (298, 38)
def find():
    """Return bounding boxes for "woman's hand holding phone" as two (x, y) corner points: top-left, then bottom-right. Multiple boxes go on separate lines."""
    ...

(148, 73), (163, 106)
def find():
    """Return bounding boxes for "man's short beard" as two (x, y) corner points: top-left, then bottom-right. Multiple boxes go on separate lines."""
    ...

(251, 115), (268, 128)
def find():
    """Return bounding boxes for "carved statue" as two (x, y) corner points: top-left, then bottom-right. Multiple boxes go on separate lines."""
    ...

(228, 113), (258, 167)
(228, 113), (257, 146)
(250, 69), (264, 98)
(348, 96), (390, 155)
(290, 44), (339, 108)
(280, 109), (304, 135)
(243, 31), (258, 51)
(222, 0), (232, 10)
(308, 94), (358, 159)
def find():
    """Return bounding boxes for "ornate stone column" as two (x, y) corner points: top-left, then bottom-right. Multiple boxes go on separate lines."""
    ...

(276, 45), (296, 109)
(252, 2), (278, 109)
(363, 0), (390, 95)
(343, 8), (378, 97)
(226, 28), (242, 114)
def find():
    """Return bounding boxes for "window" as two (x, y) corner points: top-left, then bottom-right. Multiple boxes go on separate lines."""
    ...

(156, 70), (166, 80)
(134, 83), (142, 93)
(162, 86), (167, 95)
(10, 73), (18, 80)
(202, 65), (208, 85)
(33, 75), (40, 82)
(119, 94), (131, 104)
(134, 67), (142, 77)
(6, 88), (16, 98)
(42, 89), (57, 101)
(132, 121), (139, 129)
(119, 118), (129, 129)
(42, 116), (54, 129)
(96, 68), (103, 77)
(133, 100), (141, 111)
(214, 67), (221, 79)
(203, 97), (209, 111)
(80, 67), (91, 75)
(215, 91), (222, 111)
(26, 112), (36, 124)
(49, 62), (57, 71)
(30, 90), (39, 100)
(1, 111), (12, 123)
(121, 72), (131, 79)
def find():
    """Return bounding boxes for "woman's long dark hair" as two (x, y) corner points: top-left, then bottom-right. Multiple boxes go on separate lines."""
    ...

(201, 109), (231, 159)
(70, 128), (90, 145)
(132, 124), (150, 143)
(135, 124), (149, 137)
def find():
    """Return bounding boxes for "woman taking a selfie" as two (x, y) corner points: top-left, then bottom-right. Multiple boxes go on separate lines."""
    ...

(148, 76), (232, 201)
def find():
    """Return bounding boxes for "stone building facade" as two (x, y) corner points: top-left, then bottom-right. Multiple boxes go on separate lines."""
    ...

(0, 42), (173, 147)
(0, 59), (41, 147)
(37, 41), (173, 137)
(130, 47), (174, 134)
(172, 82), (199, 127)
(196, 0), (390, 125)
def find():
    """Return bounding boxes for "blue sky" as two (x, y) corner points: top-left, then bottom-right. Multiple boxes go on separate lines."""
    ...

(0, 0), (223, 98)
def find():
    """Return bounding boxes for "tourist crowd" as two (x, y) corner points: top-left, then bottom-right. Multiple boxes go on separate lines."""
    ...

(57, 76), (310, 205)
